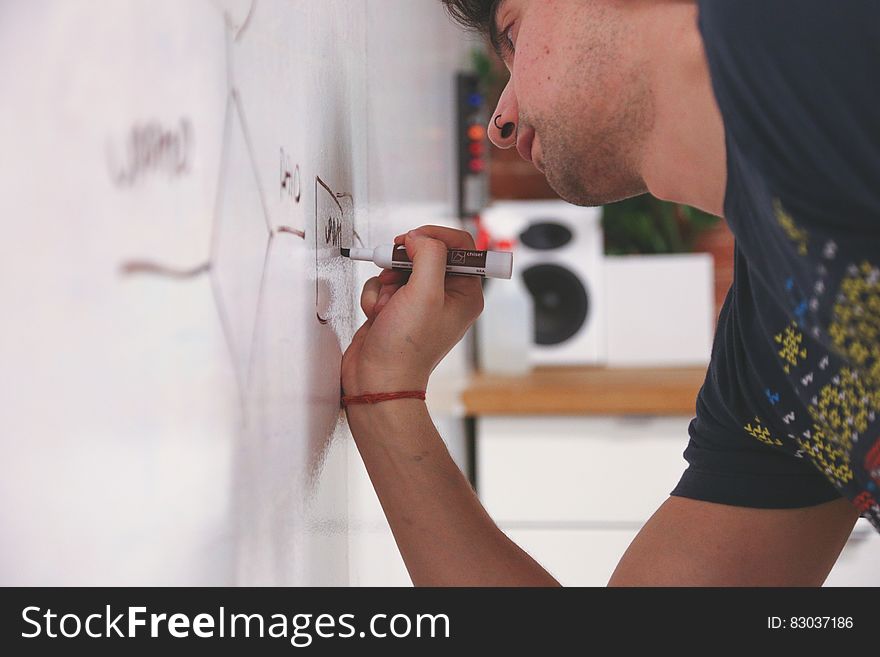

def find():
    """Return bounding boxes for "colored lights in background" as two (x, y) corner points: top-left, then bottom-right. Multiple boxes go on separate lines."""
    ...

(466, 120), (485, 174)
(457, 73), (489, 219)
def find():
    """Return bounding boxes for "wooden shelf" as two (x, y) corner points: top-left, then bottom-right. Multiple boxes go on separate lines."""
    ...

(463, 366), (706, 416)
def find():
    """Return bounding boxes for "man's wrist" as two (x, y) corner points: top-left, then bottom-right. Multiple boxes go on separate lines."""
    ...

(342, 373), (429, 397)
(342, 390), (426, 406)
(344, 391), (430, 445)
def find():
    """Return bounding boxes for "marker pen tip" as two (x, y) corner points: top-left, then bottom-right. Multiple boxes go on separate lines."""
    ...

(340, 248), (350, 258)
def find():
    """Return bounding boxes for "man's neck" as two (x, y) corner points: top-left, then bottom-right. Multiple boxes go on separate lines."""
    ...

(638, 3), (727, 217)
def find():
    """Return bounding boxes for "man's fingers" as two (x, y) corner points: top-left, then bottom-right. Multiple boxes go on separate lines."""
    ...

(404, 233), (448, 301)
(404, 225), (476, 251)
(374, 282), (404, 316)
(360, 276), (382, 318)
(378, 268), (408, 285)
(446, 275), (485, 320)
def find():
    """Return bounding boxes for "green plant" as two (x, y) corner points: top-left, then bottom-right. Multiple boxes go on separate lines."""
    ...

(471, 47), (506, 96)
(602, 195), (720, 255)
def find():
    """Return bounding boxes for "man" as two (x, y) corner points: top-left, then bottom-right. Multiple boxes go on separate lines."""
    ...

(341, 0), (880, 585)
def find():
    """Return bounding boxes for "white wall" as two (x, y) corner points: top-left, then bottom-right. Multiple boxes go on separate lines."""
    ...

(0, 0), (472, 586)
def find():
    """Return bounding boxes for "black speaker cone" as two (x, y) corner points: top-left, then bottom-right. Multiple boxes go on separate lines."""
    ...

(519, 221), (573, 250)
(521, 264), (589, 345)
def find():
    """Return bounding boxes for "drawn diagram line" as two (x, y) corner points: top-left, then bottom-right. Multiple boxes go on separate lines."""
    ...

(243, 236), (273, 400)
(222, 8), (235, 94)
(205, 88), (272, 410)
(316, 176), (343, 213)
(234, 0), (258, 42)
(276, 226), (306, 238)
(116, 5), (352, 413)
(119, 261), (211, 279)
(231, 90), (273, 236)
(208, 254), (247, 408)
(215, 0), (258, 43)
(315, 176), (336, 325)
(207, 94), (235, 277)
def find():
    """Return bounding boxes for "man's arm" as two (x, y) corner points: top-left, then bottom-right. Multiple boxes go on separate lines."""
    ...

(608, 495), (860, 586)
(347, 398), (559, 586)
(342, 225), (559, 586)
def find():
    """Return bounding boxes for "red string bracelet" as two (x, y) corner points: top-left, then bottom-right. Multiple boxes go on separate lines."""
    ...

(341, 390), (426, 407)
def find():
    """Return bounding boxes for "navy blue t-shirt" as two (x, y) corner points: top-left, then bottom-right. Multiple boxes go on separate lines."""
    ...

(671, 1), (880, 532)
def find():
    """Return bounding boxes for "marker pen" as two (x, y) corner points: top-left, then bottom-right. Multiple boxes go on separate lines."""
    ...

(340, 245), (512, 279)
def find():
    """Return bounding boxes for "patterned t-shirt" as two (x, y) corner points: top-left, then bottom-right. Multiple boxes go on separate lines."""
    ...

(671, 0), (880, 532)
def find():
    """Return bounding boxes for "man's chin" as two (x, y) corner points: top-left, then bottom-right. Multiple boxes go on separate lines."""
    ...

(545, 166), (645, 208)
(543, 169), (604, 208)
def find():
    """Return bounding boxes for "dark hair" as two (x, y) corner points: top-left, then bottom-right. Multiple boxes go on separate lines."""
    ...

(441, 0), (506, 57)
(440, 0), (502, 35)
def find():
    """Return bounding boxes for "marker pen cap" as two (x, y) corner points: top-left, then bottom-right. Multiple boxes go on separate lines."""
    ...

(485, 250), (513, 279)
(346, 247), (375, 262)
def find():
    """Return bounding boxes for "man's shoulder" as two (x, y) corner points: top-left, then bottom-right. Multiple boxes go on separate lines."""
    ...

(700, 0), (880, 221)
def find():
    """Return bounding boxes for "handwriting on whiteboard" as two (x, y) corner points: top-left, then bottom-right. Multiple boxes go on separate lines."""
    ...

(280, 148), (301, 203)
(107, 118), (193, 187)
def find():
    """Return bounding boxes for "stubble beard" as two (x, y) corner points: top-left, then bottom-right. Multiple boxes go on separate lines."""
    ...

(529, 65), (654, 207)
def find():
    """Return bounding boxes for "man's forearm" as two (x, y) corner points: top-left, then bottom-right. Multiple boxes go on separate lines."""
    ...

(346, 399), (560, 586)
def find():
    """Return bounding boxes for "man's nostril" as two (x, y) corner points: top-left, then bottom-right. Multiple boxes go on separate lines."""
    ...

(501, 122), (515, 139)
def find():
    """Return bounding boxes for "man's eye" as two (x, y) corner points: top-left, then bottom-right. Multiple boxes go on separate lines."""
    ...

(496, 23), (515, 59)
(504, 26), (516, 52)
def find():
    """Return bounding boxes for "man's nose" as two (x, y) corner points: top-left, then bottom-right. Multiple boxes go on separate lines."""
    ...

(488, 109), (517, 149)
(487, 84), (517, 149)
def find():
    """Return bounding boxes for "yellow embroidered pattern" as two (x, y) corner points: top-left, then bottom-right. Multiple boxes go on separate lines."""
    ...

(744, 416), (783, 447)
(807, 367), (880, 440)
(774, 199), (809, 256)
(795, 424), (854, 485)
(828, 261), (880, 385)
(792, 366), (880, 487)
(774, 322), (807, 374)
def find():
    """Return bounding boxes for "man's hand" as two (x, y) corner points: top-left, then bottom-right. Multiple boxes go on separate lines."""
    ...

(341, 225), (483, 396)
(341, 225), (558, 586)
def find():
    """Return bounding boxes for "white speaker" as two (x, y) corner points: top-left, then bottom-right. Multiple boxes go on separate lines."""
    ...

(482, 201), (605, 366)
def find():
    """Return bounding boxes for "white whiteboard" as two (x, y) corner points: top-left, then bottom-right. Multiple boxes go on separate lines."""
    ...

(0, 0), (471, 585)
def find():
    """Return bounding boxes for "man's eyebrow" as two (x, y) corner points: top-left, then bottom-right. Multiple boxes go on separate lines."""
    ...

(487, 0), (508, 58)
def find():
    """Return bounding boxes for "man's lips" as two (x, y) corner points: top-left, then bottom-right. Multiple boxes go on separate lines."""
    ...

(516, 126), (535, 163)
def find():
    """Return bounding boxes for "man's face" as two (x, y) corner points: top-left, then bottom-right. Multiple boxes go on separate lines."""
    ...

(488, 0), (652, 206)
